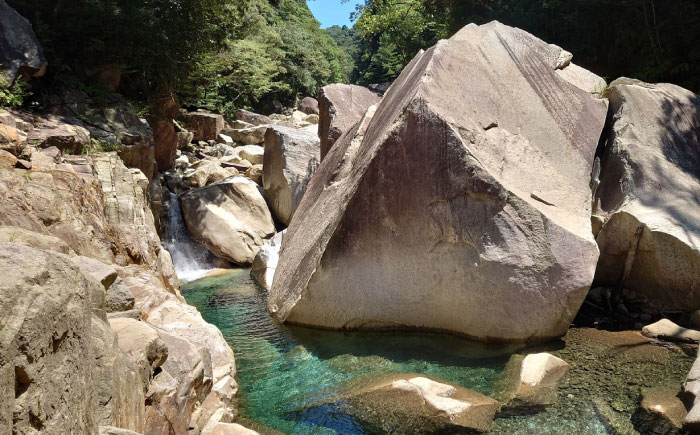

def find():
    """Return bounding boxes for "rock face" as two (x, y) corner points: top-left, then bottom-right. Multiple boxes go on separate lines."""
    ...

(181, 111), (225, 142)
(251, 230), (285, 290)
(318, 84), (381, 160)
(27, 115), (91, 154)
(298, 96), (319, 115)
(268, 21), (607, 342)
(0, 0), (47, 86)
(0, 243), (144, 433)
(594, 78), (700, 312)
(263, 125), (320, 225)
(329, 374), (499, 433)
(180, 177), (275, 265)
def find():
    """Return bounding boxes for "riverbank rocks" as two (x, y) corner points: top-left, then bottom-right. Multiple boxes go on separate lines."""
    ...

(181, 110), (225, 142)
(641, 319), (700, 343)
(298, 97), (319, 115)
(594, 78), (700, 312)
(496, 353), (570, 411)
(0, 0), (47, 86)
(326, 374), (499, 433)
(263, 125), (320, 225)
(318, 84), (381, 160)
(27, 115), (91, 153)
(236, 144), (264, 165)
(251, 230), (285, 290)
(224, 125), (267, 145)
(180, 177), (275, 265)
(268, 21), (607, 342)
(234, 109), (271, 126)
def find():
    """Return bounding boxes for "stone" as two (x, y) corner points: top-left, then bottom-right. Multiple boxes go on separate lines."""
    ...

(298, 96), (319, 115)
(594, 78), (700, 312)
(108, 318), (168, 390)
(635, 385), (686, 432)
(202, 423), (260, 435)
(70, 255), (119, 289)
(328, 374), (499, 433)
(27, 115), (91, 154)
(181, 110), (225, 142)
(91, 315), (146, 432)
(304, 113), (319, 124)
(179, 177), (275, 265)
(641, 319), (700, 343)
(683, 355), (700, 432)
(106, 278), (136, 312)
(107, 310), (143, 321)
(245, 164), (263, 185)
(0, 225), (74, 254)
(318, 83), (381, 160)
(268, 22), (607, 342)
(263, 125), (320, 225)
(183, 159), (233, 188)
(233, 109), (272, 126)
(496, 352), (570, 410)
(0, 149), (17, 168)
(236, 144), (264, 165)
(15, 158), (30, 169)
(218, 133), (234, 144)
(99, 427), (144, 435)
(290, 110), (310, 126)
(251, 230), (286, 290)
(224, 125), (267, 145)
(0, 0), (47, 86)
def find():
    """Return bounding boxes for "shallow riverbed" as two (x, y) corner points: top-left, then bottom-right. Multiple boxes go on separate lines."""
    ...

(183, 269), (694, 434)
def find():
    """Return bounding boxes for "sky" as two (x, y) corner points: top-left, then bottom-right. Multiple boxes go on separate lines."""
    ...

(306, 0), (357, 28)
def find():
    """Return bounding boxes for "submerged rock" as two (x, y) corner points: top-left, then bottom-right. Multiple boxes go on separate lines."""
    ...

(634, 385), (686, 433)
(268, 21), (607, 342)
(594, 78), (700, 312)
(495, 352), (570, 411)
(318, 83), (381, 160)
(180, 177), (275, 265)
(327, 374), (499, 433)
(263, 125), (320, 225)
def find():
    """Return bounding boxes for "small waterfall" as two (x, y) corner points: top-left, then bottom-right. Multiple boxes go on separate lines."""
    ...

(164, 192), (213, 282)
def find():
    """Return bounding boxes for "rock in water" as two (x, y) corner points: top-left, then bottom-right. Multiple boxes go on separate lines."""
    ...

(263, 125), (320, 225)
(594, 78), (700, 312)
(251, 230), (285, 290)
(323, 374), (499, 433)
(0, 0), (47, 86)
(496, 353), (570, 410)
(268, 22), (607, 342)
(179, 177), (275, 265)
(318, 84), (381, 160)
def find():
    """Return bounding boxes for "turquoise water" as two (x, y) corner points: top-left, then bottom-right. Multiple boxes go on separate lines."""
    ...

(182, 269), (693, 435)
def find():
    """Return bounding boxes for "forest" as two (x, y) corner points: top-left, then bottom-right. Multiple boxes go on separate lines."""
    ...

(4, 0), (700, 115)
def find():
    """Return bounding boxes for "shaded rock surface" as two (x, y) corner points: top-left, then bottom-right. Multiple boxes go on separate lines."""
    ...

(269, 21), (607, 342)
(263, 125), (320, 225)
(298, 96), (319, 115)
(180, 177), (275, 265)
(318, 83), (381, 160)
(594, 78), (700, 312)
(0, 0), (47, 86)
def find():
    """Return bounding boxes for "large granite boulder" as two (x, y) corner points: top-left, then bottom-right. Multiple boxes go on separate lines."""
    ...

(0, 0), (47, 86)
(180, 177), (275, 265)
(263, 125), (320, 225)
(318, 84), (381, 160)
(594, 78), (700, 312)
(268, 22), (607, 342)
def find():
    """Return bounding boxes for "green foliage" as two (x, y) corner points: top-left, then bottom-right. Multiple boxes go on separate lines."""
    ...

(0, 80), (32, 108)
(350, 0), (700, 93)
(82, 138), (124, 155)
(184, 0), (352, 114)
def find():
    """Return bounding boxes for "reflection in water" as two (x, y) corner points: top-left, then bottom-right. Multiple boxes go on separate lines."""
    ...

(183, 270), (694, 435)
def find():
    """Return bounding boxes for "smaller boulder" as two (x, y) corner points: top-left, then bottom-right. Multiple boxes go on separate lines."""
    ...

(181, 110), (225, 142)
(642, 319), (700, 343)
(0, 0), (47, 86)
(27, 116), (91, 154)
(298, 97), (319, 115)
(183, 159), (235, 188)
(635, 385), (686, 433)
(224, 125), (267, 145)
(0, 226), (73, 254)
(496, 353), (570, 410)
(236, 144), (264, 165)
(251, 230), (285, 290)
(0, 148), (17, 168)
(70, 255), (118, 289)
(245, 164), (263, 185)
(105, 278), (136, 313)
(233, 109), (272, 126)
